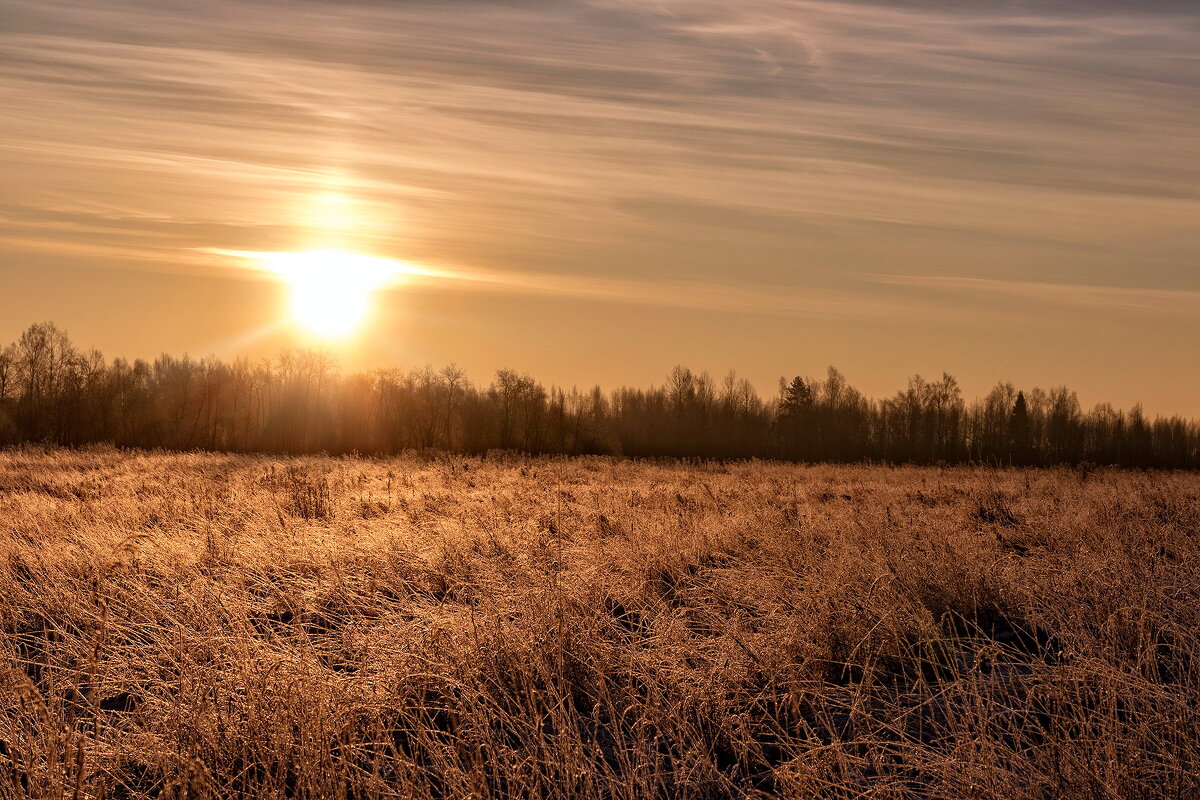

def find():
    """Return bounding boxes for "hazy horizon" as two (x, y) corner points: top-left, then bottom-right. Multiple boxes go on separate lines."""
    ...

(2, 0), (1198, 415)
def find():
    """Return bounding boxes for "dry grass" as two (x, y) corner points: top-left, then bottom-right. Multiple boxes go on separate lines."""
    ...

(0, 446), (1197, 799)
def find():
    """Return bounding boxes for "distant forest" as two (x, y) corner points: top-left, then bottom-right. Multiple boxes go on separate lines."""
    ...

(0, 322), (1196, 468)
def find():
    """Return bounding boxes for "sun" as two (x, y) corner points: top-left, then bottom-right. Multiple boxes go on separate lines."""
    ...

(259, 250), (398, 337)
(209, 247), (424, 338)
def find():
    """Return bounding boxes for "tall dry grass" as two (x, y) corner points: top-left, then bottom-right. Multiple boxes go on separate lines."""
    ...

(0, 446), (1197, 798)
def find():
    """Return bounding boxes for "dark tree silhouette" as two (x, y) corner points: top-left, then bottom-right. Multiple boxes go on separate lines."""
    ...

(0, 323), (1196, 468)
(1010, 391), (1033, 465)
(777, 376), (816, 460)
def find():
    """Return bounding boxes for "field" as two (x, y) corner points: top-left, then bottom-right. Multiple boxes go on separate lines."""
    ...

(1, 448), (1197, 799)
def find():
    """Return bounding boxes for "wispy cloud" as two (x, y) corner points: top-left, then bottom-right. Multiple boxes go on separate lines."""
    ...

(869, 274), (1200, 316)
(204, 246), (908, 321)
(3, 0), (1197, 258)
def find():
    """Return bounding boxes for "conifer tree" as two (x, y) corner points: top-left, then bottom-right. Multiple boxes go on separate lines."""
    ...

(1010, 391), (1033, 465)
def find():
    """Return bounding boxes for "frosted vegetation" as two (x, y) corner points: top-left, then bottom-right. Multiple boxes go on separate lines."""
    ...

(1, 448), (1197, 798)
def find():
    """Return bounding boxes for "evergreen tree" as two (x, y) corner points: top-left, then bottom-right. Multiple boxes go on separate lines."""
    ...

(777, 376), (815, 459)
(1009, 391), (1033, 465)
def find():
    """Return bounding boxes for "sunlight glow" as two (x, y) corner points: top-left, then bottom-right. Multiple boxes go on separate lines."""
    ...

(260, 250), (402, 337)
(310, 192), (354, 232)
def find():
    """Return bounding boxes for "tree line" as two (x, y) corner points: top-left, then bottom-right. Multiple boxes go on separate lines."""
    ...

(0, 322), (1196, 467)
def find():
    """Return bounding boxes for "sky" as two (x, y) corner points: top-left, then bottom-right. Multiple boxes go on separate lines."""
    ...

(1, 0), (1198, 414)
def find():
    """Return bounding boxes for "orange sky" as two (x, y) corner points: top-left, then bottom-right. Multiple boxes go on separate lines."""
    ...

(1, 0), (1198, 414)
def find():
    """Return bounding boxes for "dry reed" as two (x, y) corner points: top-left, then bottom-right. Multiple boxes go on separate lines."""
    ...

(0, 446), (1196, 798)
